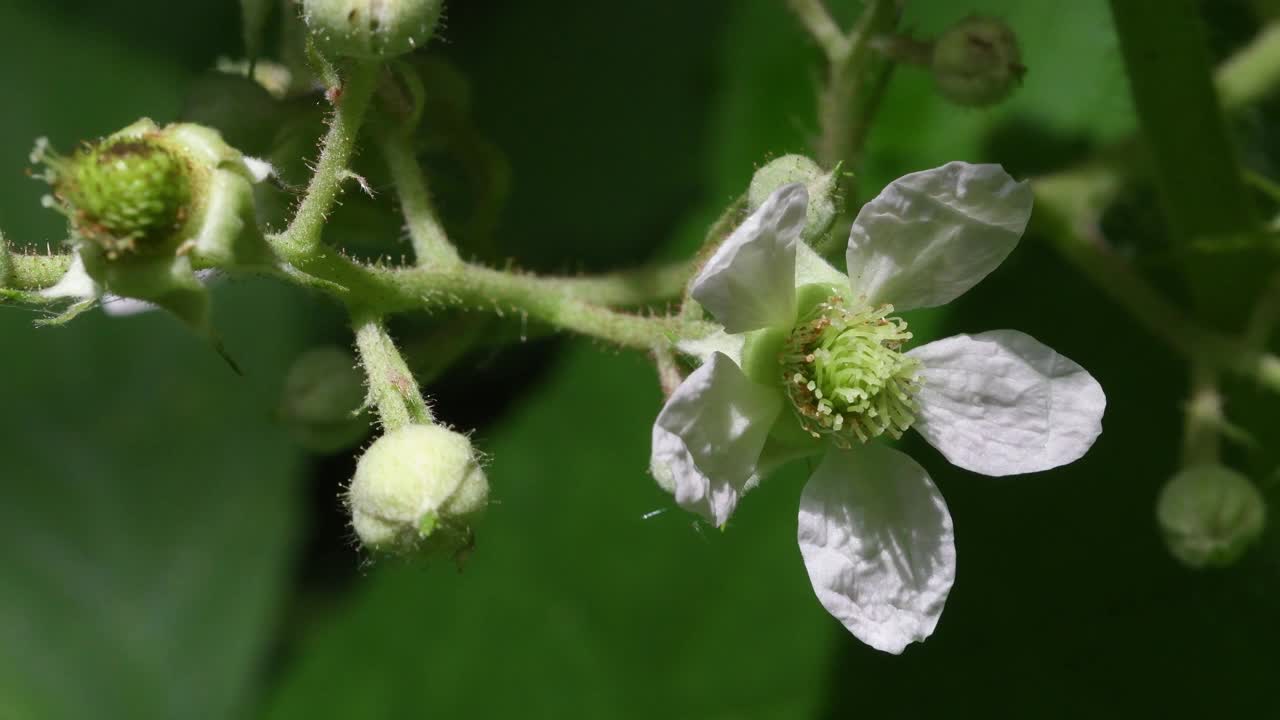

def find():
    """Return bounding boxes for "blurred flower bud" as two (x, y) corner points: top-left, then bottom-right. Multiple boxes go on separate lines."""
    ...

(348, 424), (489, 555)
(181, 69), (283, 158)
(280, 347), (370, 453)
(748, 155), (839, 242)
(1157, 465), (1266, 569)
(931, 15), (1025, 107)
(301, 0), (444, 60)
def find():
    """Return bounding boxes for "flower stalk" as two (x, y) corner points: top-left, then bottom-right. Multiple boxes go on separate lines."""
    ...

(273, 61), (380, 259)
(352, 310), (433, 431)
(379, 129), (461, 267)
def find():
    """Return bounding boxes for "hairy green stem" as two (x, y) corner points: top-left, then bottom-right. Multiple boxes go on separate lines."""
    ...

(274, 61), (380, 257)
(379, 130), (461, 267)
(2, 245), (696, 346)
(1216, 22), (1280, 112)
(1181, 364), (1223, 467)
(352, 310), (433, 430)
(1035, 167), (1280, 393)
(1110, 0), (1263, 321)
(786, 0), (848, 61)
(558, 260), (694, 308)
(813, 0), (896, 171)
(807, 0), (898, 257)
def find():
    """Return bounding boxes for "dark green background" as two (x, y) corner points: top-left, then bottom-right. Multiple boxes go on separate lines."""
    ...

(1, 1), (1276, 717)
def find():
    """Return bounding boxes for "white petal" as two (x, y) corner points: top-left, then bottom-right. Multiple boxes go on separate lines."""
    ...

(794, 241), (846, 289)
(243, 156), (276, 183)
(676, 328), (746, 367)
(651, 352), (782, 526)
(798, 444), (956, 654)
(846, 162), (1032, 311)
(908, 330), (1106, 476)
(100, 295), (156, 316)
(690, 184), (805, 333)
(100, 270), (220, 317)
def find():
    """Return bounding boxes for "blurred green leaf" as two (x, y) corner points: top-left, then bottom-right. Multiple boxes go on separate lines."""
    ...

(0, 283), (309, 720)
(0, 5), (308, 718)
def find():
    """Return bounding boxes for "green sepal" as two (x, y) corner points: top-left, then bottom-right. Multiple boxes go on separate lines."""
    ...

(80, 245), (210, 333)
(740, 326), (787, 388)
(161, 122), (273, 269)
(794, 282), (843, 319)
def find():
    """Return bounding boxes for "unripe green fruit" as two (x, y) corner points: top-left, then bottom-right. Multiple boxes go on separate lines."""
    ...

(348, 424), (489, 555)
(748, 155), (839, 243)
(279, 347), (369, 453)
(33, 118), (273, 334)
(301, 0), (444, 60)
(931, 15), (1024, 107)
(1157, 465), (1266, 569)
(59, 138), (191, 258)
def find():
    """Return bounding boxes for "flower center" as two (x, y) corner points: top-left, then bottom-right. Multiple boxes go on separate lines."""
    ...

(780, 293), (920, 446)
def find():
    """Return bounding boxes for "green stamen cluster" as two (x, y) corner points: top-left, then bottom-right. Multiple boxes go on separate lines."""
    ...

(55, 137), (192, 258)
(781, 294), (920, 446)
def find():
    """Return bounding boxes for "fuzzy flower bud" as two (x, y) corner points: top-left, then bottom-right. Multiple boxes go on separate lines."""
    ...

(931, 15), (1025, 107)
(748, 155), (839, 243)
(1157, 465), (1266, 569)
(301, 0), (444, 60)
(279, 347), (369, 453)
(348, 424), (489, 555)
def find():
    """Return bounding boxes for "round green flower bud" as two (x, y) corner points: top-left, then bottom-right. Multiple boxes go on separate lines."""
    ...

(279, 347), (369, 453)
(348, 424), (489, 555)
(748, 155), (839, 242)
(1157, 465), (1266, 569)
(301, 0), (444, 60)
(931, 15), (1025, 107)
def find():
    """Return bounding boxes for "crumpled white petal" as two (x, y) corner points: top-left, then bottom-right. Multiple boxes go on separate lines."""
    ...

(690, 184), (806, 333)
(908, 330), (1106, 476)
(846, 162), (1032, 311)
(100, 269), (220, 317)
(651, 352), (782, 526)
(798, 444), (956, 654)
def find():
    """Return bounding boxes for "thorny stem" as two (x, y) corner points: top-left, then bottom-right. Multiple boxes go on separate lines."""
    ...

(2, 247), (702, 348)
(651, 345), (684, 398)
(786, 0), (848, 62)
(1034, 167), (1280, 394)
(1181, 364), (1223, 468)
(791, 0), (898, 257)
(813, 0), (897, 172)
(1110, 0), (1262, 323)
(352, 310), (433, 430)
(379, 130), (461, 267)
(273, 61), (380, 257)
(1028, 21), (1280, 392)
